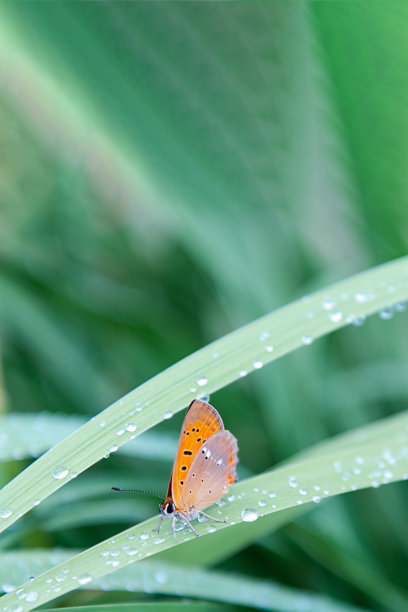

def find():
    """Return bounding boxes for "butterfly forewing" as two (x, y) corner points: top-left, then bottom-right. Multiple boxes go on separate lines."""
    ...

(170, 399), (224, 506)
(180, 430), (238, 511)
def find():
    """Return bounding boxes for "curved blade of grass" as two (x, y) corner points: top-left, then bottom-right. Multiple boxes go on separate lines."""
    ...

(1, 553), (372, 612)
(0, 413), (177, 463)
(0, 257), (407, 535)
(1, 408), (407, 611)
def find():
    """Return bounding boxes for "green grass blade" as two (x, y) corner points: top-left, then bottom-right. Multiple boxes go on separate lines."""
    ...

(0, 257), (407, 536)
(1, 407), (407, 611)
(1, 553), (372, 612)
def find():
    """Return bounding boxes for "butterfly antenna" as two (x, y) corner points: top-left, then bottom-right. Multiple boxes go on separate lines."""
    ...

(111, 487), (164, 501)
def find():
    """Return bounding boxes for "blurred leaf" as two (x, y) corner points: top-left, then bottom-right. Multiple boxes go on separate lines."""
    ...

(0, 412), (177, 463)
(1, 553), (371, 612)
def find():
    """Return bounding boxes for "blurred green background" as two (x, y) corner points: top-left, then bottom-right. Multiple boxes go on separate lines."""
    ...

(0, 1), (407, 611)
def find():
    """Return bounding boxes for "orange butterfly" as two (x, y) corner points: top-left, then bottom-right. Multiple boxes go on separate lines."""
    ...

(113, 399), (238, 539)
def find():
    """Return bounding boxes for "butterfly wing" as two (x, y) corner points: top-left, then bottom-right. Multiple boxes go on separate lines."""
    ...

(180, 430), (238, 511)
(168, 399), (224, 506)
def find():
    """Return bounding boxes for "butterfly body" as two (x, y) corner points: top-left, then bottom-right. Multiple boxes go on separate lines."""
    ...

(157, 399), (238, 538)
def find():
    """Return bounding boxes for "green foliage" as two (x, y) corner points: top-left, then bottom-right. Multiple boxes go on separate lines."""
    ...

(0, 2), (407, 612)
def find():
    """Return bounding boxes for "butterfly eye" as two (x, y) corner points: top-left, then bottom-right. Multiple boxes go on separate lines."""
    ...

(164, 501), (175, 515)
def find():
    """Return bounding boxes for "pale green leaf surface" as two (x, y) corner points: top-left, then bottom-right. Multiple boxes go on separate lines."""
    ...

(1, 407), (407, 611)
(0, 257), (407, 538)
(0, 553), (372, 612)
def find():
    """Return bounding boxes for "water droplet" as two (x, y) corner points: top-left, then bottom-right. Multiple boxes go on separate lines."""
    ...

(322, 296), (336, 310)
(108, 445), (118, 453)
(126, 422), (137, 432)
(394, 300), (407, 312)
(379, 307), (394, 320)
(10, 605), (23, 612)
(154, 571), (168, 584)
(383, 470), (393, 480)
(99, 420), (106, 428)
(288, 476), (298, 488)
(239, 370), (248, 377)
(259, 331), (270, 341)
(354, 291), (370, 304)
(299, 488), (308, 496)
(52, 466), (69, 480)
(258, 500), (267, 507)
(351, 315), (366, 326)
(265, 345), (274, 352)
(197, 376), (208, 387)
(302, 335), (313, 345)
(253, 360), (263, 369)
(25, 591), (38, 603)
(312, 495), (321, 504)
(268, 491), (277, 498)
(189, 386), (197, 393)
(153, 537), (166, 545)
(329, 311), (343, 323)
(162, 411), (173, 420)
(207, 525), (216, 533)
(0, 507), (12, 519)
(116, 428), (125, 436)
(126, 547), (138, 556)
(140, 532), (149, 541)
(77, 573), (92, 585)
(241, 508), (259, 522)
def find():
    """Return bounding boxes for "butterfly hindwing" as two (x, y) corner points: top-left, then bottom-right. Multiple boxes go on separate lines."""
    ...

(181, 429), (238, 511)
(169, 399), (224, 507)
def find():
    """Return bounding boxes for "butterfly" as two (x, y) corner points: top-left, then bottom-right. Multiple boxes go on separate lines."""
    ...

(112, 399), (238, 539)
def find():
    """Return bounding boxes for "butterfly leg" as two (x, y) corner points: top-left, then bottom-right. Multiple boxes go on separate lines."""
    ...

(197, 510), (227, 524)
(172, 516), (178, 541)
(180, 513), (200, 537)
(153, 514), (163, 533)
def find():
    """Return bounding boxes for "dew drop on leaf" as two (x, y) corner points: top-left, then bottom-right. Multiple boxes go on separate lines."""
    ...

(241, 508), (259, 522)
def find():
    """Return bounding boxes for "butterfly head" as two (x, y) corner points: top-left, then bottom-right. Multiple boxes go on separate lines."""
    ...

(160, 497), (176, 518)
